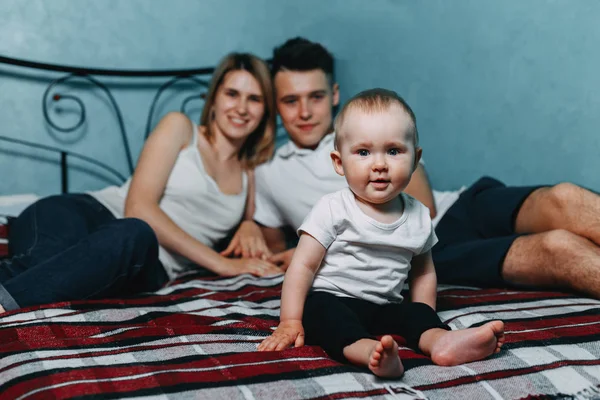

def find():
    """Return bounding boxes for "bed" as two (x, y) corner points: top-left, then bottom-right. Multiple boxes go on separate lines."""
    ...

(1, 56), (600, 400)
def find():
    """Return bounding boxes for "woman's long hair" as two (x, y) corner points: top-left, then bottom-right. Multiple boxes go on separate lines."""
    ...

(200, 53), (275, 169)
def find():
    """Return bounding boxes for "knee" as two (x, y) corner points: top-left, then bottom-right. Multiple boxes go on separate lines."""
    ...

(34, 194), (71, 210)
(539, 229), (580, 257)
(16, 195), (60, 218)
(121, 218), (157, 240)
(546, 182), (582, 210)
(118, 218), (158, 249)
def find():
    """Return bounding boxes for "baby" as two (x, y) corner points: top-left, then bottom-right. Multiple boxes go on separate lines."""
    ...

(258, 88), (504, 378)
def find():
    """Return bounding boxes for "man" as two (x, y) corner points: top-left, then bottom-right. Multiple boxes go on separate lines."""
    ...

(253, 37), (600, 299)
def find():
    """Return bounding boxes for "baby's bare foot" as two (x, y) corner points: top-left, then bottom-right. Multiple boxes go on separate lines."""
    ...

(368, 335), (404, 378)
(431, 320), (505, 366)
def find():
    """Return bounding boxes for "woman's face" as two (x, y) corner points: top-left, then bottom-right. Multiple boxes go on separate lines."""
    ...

(211, 70), (265, 143)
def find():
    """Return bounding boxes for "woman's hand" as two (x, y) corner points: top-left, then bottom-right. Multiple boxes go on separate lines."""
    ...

(220, 220), (272, 259)
(217, 257), (282, 277)
(257, 320), (305, 351)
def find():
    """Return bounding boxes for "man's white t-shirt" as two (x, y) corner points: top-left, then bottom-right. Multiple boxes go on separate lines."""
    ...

(299, 188), (437, 305)
(254, 133), (344, 230)
(254, 133), (464, 231)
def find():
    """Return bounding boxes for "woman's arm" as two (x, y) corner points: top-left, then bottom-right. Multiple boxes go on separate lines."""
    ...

(257, 233), (326, 351)
(408, 251), (438, 310)
(125, 112), (278, 276)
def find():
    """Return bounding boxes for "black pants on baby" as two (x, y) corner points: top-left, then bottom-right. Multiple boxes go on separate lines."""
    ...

(302, 291), (450, 362)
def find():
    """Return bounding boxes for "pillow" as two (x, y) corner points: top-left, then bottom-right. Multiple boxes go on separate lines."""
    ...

(0, 194), (39, 217)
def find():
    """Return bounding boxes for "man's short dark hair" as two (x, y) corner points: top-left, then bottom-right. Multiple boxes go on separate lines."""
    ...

(271, 37), (335, 84)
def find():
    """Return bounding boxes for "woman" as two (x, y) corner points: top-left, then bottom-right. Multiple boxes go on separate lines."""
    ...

(0, 53), (280, 313)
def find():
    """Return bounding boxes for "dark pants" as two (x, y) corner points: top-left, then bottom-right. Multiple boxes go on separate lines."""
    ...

(0, 194), (168, 311)
(302, 291), (450, 362)
(433, 177), (541, 287)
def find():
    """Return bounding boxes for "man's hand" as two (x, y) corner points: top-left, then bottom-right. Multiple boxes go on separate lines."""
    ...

(221, 220), (273, 260)
(257, 320), (305, 351)
(269, 248), (296, 271)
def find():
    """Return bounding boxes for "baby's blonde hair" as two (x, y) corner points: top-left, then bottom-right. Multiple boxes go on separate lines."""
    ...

(334, 88), (418, 150)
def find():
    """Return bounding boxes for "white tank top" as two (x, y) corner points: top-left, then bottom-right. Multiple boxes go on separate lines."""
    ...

(90, 123), (248, 279)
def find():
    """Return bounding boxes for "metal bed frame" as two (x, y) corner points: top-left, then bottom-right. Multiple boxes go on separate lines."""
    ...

(0, 54), (214, 193)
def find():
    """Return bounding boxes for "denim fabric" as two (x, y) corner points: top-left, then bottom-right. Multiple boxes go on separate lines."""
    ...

(0, 194), (167, 311)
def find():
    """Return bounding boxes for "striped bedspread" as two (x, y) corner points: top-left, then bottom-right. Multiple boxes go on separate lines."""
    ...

(1, 271), (599, 400)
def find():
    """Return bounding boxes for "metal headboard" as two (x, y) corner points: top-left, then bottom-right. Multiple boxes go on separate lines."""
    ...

(0, 55), (214, 193)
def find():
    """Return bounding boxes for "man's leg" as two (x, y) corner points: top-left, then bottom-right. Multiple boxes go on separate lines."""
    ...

(435, 177), (600, 297)
(503, 230), (600, 298)
(515, 183), (600, 245)
(434, 177), (537, 288)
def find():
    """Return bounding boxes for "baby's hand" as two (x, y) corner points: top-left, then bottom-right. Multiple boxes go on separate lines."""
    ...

(257, 320), (305, 351)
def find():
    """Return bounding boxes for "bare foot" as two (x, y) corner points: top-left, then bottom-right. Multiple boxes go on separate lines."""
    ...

(368, 335), (405, 378)
(429, 321), (505, 366)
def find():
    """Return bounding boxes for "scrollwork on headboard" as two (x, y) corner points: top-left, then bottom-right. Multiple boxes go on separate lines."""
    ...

(144, 75), (209, 140)
(0, 55), (214, 193)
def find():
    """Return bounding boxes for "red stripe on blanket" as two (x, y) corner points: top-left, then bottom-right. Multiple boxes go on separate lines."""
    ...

(1, 349), (340, 398)
(0, 221), (8, 257)
(438, 290), (575, 309)
(508, 313), (600, 331)
(506, 320), (600, 343)
(0, 323), (263, 353)
(0, 223), (8, 239)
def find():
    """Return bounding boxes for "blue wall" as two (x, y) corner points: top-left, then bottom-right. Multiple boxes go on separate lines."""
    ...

(1, 0), (599, 195)
(328, 0), (600, 190)
(0, 0), (286, 195)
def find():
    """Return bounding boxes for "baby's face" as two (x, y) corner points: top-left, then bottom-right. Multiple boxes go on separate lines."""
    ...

(332, 105), (419, 205)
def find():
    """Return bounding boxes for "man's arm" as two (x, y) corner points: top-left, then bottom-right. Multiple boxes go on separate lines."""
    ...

(260, 225), (297, 272)
(404, 164), (437, 219)
(260, 225), (287, 254)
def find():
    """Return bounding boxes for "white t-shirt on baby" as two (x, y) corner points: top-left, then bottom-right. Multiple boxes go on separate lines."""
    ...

(298, 187), (438, 305)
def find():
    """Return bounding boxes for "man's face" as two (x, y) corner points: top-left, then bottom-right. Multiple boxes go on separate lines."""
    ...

(274, 69), (339, 149)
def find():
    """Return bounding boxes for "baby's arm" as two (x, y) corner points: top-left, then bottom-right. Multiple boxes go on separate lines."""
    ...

(257, 233), (326, 351)
(408, 250), (438, 310)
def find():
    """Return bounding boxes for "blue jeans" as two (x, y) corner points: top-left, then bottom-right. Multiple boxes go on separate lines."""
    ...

(0, 194), (168, 311)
